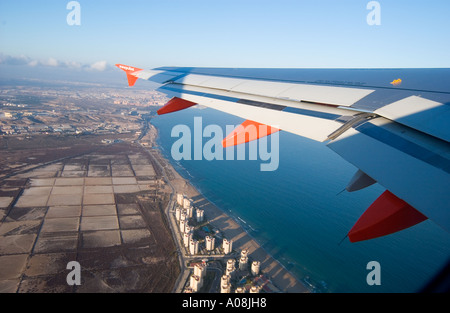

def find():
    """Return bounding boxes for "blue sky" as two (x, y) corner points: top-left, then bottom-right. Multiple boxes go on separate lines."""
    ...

(0, 0), (449, 75)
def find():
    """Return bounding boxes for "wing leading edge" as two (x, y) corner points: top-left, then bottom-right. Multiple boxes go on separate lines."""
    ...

(116, 64), (450, 242)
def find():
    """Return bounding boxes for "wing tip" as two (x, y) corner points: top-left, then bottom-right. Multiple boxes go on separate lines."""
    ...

(115, 64), (143, 87)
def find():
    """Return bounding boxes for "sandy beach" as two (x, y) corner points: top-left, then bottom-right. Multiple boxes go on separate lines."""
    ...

(148, 124), (309, 293)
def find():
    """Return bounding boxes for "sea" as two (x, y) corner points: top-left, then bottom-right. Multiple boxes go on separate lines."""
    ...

(150, 70), (450, 293)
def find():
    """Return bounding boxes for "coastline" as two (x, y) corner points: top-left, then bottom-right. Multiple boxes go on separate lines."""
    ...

(148, 122), (310, 293)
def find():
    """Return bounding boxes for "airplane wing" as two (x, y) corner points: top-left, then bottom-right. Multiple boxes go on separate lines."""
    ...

(116, 64), (450, 242)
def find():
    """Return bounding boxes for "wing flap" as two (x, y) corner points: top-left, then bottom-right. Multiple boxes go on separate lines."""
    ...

(158, 84), (344, 142)
(275, 83), (375, 106)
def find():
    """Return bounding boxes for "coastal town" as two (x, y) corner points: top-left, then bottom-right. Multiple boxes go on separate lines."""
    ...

(0, 78), (308, 293)
(171, 192), (280, 293)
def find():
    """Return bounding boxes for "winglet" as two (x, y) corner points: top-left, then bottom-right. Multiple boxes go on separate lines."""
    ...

(348, 190), (428, 242)
(115, 64), (143, 87)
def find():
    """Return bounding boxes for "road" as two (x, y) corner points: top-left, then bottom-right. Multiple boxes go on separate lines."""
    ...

(143, 146), (190, 293)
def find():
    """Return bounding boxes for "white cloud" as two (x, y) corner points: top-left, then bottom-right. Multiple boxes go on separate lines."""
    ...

(0, 53), (109, 72)
(64, 60), (82, 69)
(0, 53), (31, 66)
(90, 60), (108, 71)
(44, 57), (59, 67)
(28, 60), (39, 67)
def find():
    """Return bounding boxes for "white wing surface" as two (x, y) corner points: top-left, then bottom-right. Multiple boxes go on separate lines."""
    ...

(117, 64), (450, 242)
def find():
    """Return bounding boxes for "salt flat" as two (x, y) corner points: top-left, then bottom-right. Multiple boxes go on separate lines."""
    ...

(80, 215), (119, 231)
(46, 206), (81, 218)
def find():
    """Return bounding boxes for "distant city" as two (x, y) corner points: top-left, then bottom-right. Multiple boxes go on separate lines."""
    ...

(0, 80), (168, 137)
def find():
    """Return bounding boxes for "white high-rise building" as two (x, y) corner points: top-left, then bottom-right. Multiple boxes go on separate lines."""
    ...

(194, 263), (206, 279)
(189, 239), (199, 255)
(196, 209), (204, 223)
(250, 286), (260, 293)
(226, 259), (235, 271)
(179, 220), (186, 233)
(251, 261), (260, 276)
(183, 232), (192, 247)
(235, 287), (245, 293)
(190, 275), (202, 292)
(221, 282), (231, 293)
(177, 193), (184, 206)
(180, 212), (187, 222)
(220, 275), (231, 293)
(222, 238), (233, 254)
(184, 224), (193, 234)
(226, 259), (236, 276)
(183, 198), (192, 209)
(186, 206), (193, 218)
(175, 207), (181, 221)
(241, 249), (248, 258)
(239, 256), (248, 271)
(221, 274), (230, 285)
(226, 268), (235, 276)
(205, 236), (215, 251)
